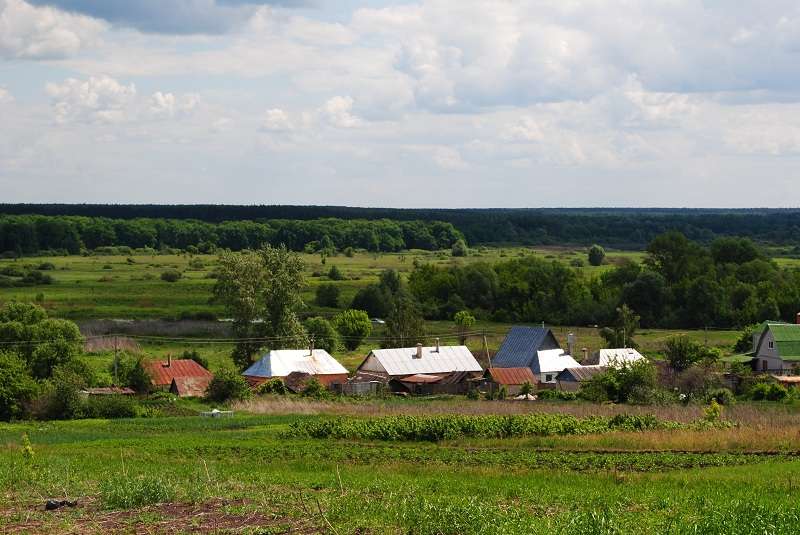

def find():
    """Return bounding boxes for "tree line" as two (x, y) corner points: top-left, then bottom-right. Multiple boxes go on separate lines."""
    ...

(5, 204), (800, 248)
(0, 215), (463, 256)
(406, 232), (800, 329)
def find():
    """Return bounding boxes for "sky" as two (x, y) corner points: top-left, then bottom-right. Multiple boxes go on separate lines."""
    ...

(2, 0), (800, 208)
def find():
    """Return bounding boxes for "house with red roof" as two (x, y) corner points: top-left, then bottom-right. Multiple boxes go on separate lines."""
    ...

(144, 356), (213, 394)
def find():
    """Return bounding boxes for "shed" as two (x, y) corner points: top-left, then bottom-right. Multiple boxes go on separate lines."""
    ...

(483, 367), (537, 395)
(388, 371), (477, 395)
(170, 376), (212, 398)
(242, 349), (348, 388)
(556, 366), (607, 391)
(144, 357), (213, 390)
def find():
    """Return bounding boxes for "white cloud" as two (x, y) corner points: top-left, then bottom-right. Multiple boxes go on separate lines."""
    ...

(0, 87), (13, 103)
(431, 146), (467, 170)
(148, 91), (200, 119)
(321, 96), (361, 128)
(261, 108), (293, 131)
(46, 75), (136, 124)
(0, 0), (104, 59)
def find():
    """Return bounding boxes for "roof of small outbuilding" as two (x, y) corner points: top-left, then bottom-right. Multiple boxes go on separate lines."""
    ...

(486, 367), (537, 385)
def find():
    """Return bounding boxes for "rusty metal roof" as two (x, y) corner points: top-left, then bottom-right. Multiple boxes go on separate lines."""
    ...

(486, 367), (537, 385)
(557, 366), (607, 382)
(144, 359), (213, 387)
(170, 376), (212, 398)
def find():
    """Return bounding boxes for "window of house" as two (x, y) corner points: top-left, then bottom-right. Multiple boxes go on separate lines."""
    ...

(545, 374), (553, 382)
(762, 360), (769, 372)
(769, 341), (774, 349)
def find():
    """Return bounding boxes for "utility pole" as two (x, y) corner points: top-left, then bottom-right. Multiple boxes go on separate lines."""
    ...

(482, 331), (490, 369)
(113, 335), (119, 385)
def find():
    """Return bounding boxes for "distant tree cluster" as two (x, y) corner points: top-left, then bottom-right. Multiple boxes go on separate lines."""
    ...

(0, 215), (464, 257)
(7, 205), (800, 249)
(406, 232), (800, 330)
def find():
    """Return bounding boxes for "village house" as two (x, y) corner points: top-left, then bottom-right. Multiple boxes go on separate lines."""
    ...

(355, 341), (482, 394)
(144, 356), (213, 392)
(242, 348), (349, 388)
(491, 326), (580, 384)
(584, 348), (645, 367)
(729, 319), (800, 373)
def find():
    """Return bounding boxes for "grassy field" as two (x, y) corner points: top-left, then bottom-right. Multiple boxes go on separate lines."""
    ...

(2, 402), (800, 534)
(0, 247), (645, 321)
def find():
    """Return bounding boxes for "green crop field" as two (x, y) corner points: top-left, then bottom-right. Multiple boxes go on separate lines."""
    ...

(2, 403), (800, 534)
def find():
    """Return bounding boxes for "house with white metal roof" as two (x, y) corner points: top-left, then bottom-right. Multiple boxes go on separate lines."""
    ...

(242, 349), (349, 387)
(585, 348), (646, 368)
(356, 342), (482, 380)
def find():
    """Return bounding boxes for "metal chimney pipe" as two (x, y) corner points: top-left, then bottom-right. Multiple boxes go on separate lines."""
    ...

(435, 337), (440, 353)
(416, 343), (423, 359)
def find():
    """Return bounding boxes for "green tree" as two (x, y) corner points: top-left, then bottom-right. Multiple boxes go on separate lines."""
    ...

(0, 302), (83, 379)
(315, 283), (340, 308)
(581, 360), (658, 404)
(453, 310), (476, 345)
(213, 245), (308, 370)
(0, 352), (38, 421)
(205, 369), (251, 403)
(383, 290), (426, 348)
(663, 336), (706, 373)
(451, 239), (468, 257)
(599, 305), (640, 349)
(333, 309), (372, 351)
(351, 284), (393, 318)
(305, 316), (340, 354)
(588, 245), (605, 266)
(44, 366), (86, 420)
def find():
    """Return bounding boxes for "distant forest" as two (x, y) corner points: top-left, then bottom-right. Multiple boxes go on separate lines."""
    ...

(2, 205), (800, 254)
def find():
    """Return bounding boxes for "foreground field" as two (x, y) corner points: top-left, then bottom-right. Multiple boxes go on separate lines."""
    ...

(2, 402), (800, 534)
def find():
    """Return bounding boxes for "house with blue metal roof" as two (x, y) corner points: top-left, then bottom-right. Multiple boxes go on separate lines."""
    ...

(492, 326), (578, 384)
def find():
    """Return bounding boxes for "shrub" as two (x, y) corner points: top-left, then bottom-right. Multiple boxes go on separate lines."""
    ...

(704, 400), (723, 422)
(257, 378), (288, 395)
(538, 389), (578, 401)
(581, 361), (659, 404)
(519, 381), (533, 396)
(749, 382), (788, 401)
(705, 387), (735, 406)
(84, 395), (139, 419)
(451, 239), (468, 257)
(497, 385), (508, 400)
(188, 258), (205, 269)
(315, 283), (340, 308)
(160, 270), (182, 283)
(327, 265), (344, 281)
(37, 262), (55, 270)
(343, 247), (355, 258)
(570, 258), (585, 268)
(205, 369), (251, 403)
(466, 389), (479, 400)
(302, 377), (330, 399)
(588, 244), (605, 266)
(100, 476), (176, 510)
(0, 353), (38, 421)
(333, 309), (372, 351)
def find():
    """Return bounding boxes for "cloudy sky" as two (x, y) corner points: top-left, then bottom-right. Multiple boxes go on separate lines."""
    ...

(2, 0), (800, 207)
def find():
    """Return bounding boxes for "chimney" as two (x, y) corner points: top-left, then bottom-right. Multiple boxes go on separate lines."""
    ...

(166, 354), (171, 368)
(582, 347), (588, 362)
(567, 332), (575, 357)
(435, 337), (440, 353)
(414, 343), (423, 359)
(309, 337), (314, 356)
